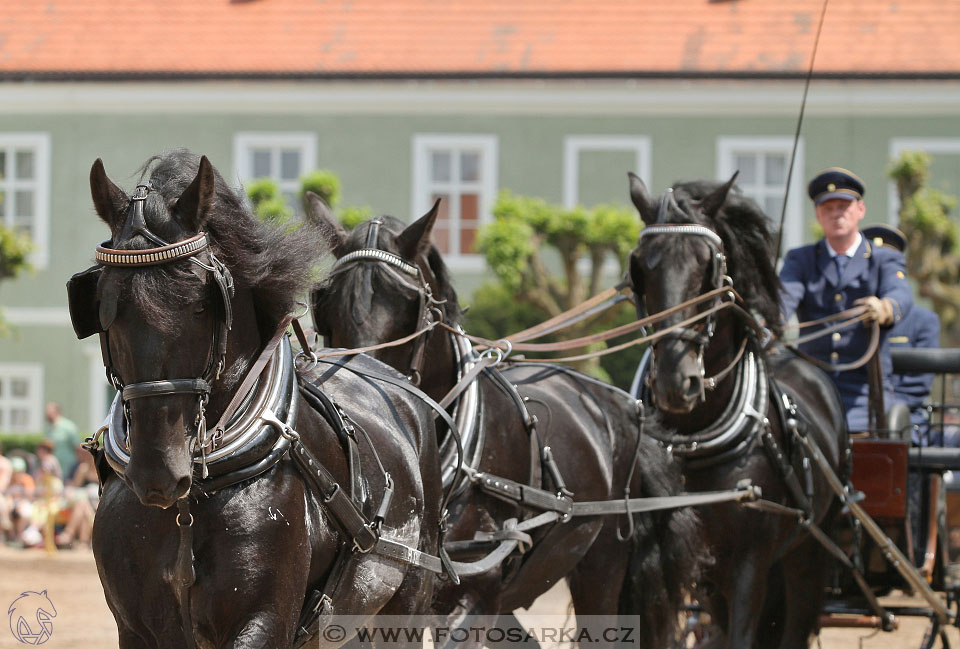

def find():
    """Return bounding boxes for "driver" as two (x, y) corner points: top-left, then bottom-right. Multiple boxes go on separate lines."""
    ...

(779, 168), (913, 431)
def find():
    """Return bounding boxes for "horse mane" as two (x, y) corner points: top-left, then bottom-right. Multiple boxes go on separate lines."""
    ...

(671, 180), (784, 337)
(422, 244), (463, 325)
(113, 149), (325, 334)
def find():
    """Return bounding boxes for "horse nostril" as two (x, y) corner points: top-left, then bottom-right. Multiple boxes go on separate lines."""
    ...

(174, 476), (192, 499)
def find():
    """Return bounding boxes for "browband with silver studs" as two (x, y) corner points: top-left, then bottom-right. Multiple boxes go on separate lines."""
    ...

(96, 233), (210, 267)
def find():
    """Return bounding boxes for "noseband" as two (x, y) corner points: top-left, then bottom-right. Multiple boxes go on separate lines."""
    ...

(91, 184), (235, 474)
(637, 189), (730, 401)
(329, 219), (445, 384)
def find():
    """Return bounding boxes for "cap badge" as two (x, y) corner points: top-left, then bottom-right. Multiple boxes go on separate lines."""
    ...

(827, 183), (836, 191)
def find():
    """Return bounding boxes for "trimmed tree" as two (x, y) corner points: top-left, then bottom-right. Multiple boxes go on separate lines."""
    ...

(0, 224), (32, 335)
(467, 190), (642, 387)
(889, 150), (960, 345)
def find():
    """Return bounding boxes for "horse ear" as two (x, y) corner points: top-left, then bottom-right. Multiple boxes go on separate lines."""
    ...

(698, 171), (740, 218)
(304, 191), (348, 258)
(90, 159), (128, 231)
(628, 172), (656, 225)
(175, 155), (216, 232)
(397, 198), (440, 261)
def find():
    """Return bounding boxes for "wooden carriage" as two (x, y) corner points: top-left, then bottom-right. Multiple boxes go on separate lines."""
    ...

(822, 347), (960, 643)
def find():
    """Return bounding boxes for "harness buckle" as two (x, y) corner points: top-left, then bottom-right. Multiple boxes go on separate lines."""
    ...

(295, 350), (320, 373)
(479, 346), (504, 366)
(353, 525), (379, 554)
(83, 425), (108, 452)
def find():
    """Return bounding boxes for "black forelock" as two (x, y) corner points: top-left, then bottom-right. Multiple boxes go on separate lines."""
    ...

(668, 180), (784, 336)
(106, 149), (325, 334)
(357, 215), (463, 325)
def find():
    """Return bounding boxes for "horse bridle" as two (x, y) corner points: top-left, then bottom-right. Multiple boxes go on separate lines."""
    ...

(328, 219), (445, 385)
(71, 184), (235, 474)
(636, 189), (731, 401)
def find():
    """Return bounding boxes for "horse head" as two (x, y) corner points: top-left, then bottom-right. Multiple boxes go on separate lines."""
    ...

(627, 172), (738, 414)
(78, 149), (328, 509)
(308, 196), (460, 387)
(83, 155), (237, 508)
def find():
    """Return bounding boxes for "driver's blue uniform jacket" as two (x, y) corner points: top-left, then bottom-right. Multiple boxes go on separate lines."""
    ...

(888, 305), (940, 444)
(779, 236), (913, 430)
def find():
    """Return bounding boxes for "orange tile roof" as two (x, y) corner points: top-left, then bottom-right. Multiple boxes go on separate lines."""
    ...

(0, 1), (957, 78)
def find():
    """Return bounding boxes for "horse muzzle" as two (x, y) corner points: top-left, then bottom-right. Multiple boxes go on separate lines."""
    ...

(125, 453), (193, 509)
(650, 343), (704, 414)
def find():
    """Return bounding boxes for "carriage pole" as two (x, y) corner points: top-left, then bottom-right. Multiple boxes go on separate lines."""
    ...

(796, 428), (954, 624)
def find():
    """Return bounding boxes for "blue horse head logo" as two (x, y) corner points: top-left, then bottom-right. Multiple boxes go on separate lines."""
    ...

(7, 590), (57, 645)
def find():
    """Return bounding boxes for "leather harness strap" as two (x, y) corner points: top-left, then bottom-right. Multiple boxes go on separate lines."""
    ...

(212, 315), (295, 434)
(175, 499), (197, 649)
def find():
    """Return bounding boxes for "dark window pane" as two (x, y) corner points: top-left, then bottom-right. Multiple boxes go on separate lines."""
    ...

(280, 151), (301, 181)
(460, 152), (480, 182)
(11, 378), (28, 398)
(433, 225), (450, 254)
(765, 154), (787, 186)
(15, 150), (34, 180)
(735, 154), (757, 185)
(252, 150), (271, 178)
(432, 194), (451, 222)
(460, 193), (478, 222)
(431, 152), (451, 183)
(14, 190), (33, 217)
(11, 408), (28, 429)
(460, 225), (477, 254)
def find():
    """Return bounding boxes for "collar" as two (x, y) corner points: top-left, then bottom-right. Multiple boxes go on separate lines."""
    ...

(826, 233), (862, 259)
(101, 337), (298, 491)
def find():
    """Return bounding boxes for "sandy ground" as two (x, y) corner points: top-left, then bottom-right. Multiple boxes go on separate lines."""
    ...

(1, 544), (958, 648)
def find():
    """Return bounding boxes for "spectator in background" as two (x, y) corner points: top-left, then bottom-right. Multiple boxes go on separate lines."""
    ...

(0, 446), (12, 541)
(862, 225), (942, 445)
(6, 456), (36, 544)
(34, 440), (62, 481)
(56, 446), (99, 548)
(45, 402), (78, 478)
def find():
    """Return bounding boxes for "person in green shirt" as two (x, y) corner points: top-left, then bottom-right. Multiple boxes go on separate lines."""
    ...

(45, 402), (79, 478)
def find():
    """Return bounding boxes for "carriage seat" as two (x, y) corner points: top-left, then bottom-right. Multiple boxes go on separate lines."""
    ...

(887, 402), (913, 442)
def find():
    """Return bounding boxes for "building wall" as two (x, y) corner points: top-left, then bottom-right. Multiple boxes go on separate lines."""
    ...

(1, 78), (958, 432)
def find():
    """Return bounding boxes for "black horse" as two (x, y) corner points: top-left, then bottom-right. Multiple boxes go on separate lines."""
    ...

(626, 173), (849, 649)
(308, 195), (704, 649)
(69, 150), (442, 648)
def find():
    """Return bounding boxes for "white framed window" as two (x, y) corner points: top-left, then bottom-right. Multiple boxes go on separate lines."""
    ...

(563, 136), (651, 208)
(717, 137), (805, 254)
(888, 138), (960, 222)
(0, 364), (43, 433)
(412, 135), (498, 266)
(0, 133), (51, 268)
(233, 133), (317, 209)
